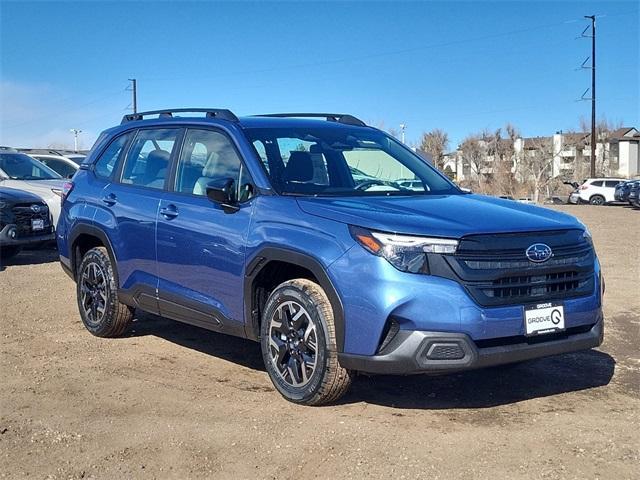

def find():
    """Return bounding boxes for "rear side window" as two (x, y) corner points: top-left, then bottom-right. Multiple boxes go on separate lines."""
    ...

(94, 133), (132, 179)
(604, 180), (619, 188)
(590, 180), (603, 187)
(121, 129), (180, 189)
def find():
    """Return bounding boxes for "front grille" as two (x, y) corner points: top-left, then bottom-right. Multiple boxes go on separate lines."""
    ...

(486, 270), (588, 299)
(430, 229), (596, 307)
(11, 203), (51, 238)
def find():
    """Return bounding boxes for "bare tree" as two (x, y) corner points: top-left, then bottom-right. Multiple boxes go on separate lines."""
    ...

(459, 134), (489, 192)
(419, 129), (449, 170)
(517, 136), (556, 202)
(559, 130), (590, 180)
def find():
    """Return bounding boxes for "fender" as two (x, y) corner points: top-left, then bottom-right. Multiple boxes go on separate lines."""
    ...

(244, 246), (346, 352)
(68, 223), (119, 285)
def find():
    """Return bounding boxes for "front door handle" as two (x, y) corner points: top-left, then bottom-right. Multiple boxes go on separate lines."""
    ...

(101, 194), (117, 206)
(160, 205), (179, 219)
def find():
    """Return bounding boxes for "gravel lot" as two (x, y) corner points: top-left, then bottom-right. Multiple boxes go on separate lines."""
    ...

(1, 205), (638, 479)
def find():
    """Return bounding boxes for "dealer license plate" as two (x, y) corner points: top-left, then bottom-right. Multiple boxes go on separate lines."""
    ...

(31, 219), (44, 231)
(524, 302), (565, 336)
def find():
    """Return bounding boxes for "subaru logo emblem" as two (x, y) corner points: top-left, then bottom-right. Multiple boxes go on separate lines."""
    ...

(30, 204), (41, 213)
(525, 243), (553, 263)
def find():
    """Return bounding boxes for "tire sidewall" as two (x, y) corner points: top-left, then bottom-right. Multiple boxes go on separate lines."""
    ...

(590, 195), (605, 205)
(76, 248), (120, 336)
(260, 283), (330, 404)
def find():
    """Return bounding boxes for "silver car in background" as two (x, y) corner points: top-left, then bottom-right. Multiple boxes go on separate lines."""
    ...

(0, 151), (65, 227)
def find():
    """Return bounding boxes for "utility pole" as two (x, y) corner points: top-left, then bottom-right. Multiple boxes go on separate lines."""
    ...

(69, 129), (82, 152)
(585, 15), (596, 177)
(400, 123), (406, 144)
(128, 78), (137, 114)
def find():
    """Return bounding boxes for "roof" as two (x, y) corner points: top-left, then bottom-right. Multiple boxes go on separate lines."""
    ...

(610, 127), (637, 138)
(103, 113), (375, 138)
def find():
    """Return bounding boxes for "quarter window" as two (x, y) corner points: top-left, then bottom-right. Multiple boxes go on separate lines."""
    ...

(121, 129), (180, 189)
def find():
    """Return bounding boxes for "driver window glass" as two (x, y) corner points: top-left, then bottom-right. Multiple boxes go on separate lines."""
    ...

(176, 129), (243, 196)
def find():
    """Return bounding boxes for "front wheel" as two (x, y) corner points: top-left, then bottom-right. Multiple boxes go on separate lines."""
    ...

(589, 195), (605, 205)
(260, 279), (353, 405)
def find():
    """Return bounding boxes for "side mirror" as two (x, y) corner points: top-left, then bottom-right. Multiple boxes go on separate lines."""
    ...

(206, 178), (239, 212)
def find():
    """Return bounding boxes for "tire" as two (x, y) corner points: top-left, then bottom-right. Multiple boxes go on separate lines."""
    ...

(76, 246), (133, 337)
(589, 195), (605, 206)
(260, 278), (353, 405)
(0, 246), (22, 262)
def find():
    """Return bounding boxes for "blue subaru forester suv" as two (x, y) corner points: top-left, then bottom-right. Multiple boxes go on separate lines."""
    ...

(57, 109), (604, 405)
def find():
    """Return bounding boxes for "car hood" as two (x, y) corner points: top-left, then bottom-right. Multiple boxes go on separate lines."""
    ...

(0, 179), (64, 199)
(296, 194), (583, 238)
(0, 186), (45, 203)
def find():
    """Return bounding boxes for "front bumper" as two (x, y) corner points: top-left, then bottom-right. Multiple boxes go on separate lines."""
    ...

(338, 317), (603, 375)
(0, 224), (55, 247)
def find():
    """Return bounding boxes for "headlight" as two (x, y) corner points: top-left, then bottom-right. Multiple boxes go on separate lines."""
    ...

(349, 226), (459, 273)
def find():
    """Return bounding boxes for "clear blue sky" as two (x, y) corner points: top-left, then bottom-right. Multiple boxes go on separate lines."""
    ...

(1, 0), (638, 150)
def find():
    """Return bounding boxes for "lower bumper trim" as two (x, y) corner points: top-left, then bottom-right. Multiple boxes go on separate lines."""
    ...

(338, 317), (604, 375)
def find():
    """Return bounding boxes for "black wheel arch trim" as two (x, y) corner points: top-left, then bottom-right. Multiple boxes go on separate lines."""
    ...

(244, 246), (346, 352)
(67, 223), (119, 286)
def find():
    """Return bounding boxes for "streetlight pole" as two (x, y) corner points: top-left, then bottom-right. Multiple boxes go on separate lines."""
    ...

(400, 123), (406, 144)
(70, 129), (82, 152)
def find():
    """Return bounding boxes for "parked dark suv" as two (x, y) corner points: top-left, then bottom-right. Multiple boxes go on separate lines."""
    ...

(1, 187), (54, 261)
(57, 109), (604, 405)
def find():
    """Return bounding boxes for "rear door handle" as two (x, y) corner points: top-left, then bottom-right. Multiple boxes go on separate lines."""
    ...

(160, 205), (179, 219)
(101, 194), (117, 206)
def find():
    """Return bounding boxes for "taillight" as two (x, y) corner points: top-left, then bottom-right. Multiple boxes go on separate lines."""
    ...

(61, 181), (74, 204)
(579, 185), (588, 190)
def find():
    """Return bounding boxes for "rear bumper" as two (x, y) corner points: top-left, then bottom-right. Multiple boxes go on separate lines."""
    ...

(338, 316), (603, 375)
(0, 224), (55, 247)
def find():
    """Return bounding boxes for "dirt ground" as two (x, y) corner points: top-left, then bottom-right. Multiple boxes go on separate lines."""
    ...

(1, 205), (638, 479)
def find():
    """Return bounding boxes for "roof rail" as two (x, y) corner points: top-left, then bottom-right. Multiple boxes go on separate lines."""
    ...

(253, 113), (367, 127)
(121, 108), (239, 124)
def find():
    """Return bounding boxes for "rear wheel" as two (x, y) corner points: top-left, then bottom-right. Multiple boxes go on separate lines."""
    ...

(589, 195), (605, 205)
(260, 278), (353, 405)
(0, 246), (22, 262)
(77, 246), (133, 337)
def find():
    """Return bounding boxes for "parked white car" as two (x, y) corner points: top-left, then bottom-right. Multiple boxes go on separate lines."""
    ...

(577, 178), (625, 205)
(29, 153), (79, 178)
(0, 151), (65, 227)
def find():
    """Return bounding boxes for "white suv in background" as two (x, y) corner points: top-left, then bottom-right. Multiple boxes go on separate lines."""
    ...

(577, 178), (625, 205)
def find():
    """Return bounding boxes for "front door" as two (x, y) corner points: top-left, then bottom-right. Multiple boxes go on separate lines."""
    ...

(155, 128), (255, 334)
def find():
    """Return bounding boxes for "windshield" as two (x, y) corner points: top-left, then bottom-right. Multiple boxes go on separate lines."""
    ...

(244, 125), (459, 196)
(0, 153), (61, 180)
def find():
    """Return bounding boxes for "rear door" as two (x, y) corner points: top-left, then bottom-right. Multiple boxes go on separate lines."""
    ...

(98, 128), (182, 312)
(155, 127), (256, 333)
(603, 180), (621, 201)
